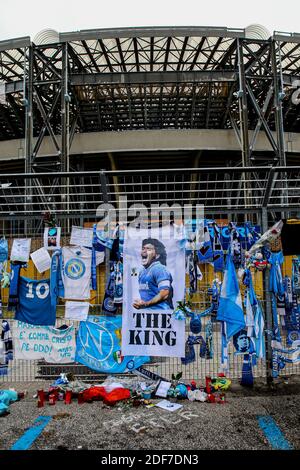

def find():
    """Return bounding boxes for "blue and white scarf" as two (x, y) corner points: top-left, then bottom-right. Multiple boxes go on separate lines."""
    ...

(0, 320), (13, 376)
(197, 220), (213, 264)
(228, 222), (242, 268)
(211, 222), (224, 272)
(7, 262), (24, 311)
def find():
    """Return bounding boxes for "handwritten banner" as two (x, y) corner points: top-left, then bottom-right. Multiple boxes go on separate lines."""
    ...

(13, 321), (76, 363)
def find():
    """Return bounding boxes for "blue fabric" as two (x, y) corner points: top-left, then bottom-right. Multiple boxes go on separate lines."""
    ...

(241, 354), (254, 387)
(75, 315), (149, 373)
(197, 220), (213, 263)
(102, 263), (117, 314)
(271, 293), (282, 342)
(181, 335), (206, 365)
(50, 249), (62, 311)
(15, 277), (56, 326)
(0, 390), (18, 415)
(91, 246), (97, 291)
(0, 320), (13, 376)
(93, 224), (113, 250)
(205, 320), (213, 359)
(10, 416), (52, 450)
(228, 222), (242, 268)
(8, 263), (22, 311)
(244, 222), (260, 250)
(217, 255), (246, 339)
(243, 269), (265, 360)
(138, 260), (173, 310)
(0, 238), (8, 263)
(211, 222), (225, 272)
(269, 251), (285, 296)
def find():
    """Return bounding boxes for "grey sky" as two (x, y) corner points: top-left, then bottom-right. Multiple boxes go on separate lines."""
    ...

(0, 0), (299, 41)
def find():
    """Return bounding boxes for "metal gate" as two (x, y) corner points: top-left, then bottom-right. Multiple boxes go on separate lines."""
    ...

(1, 166), (300, 382)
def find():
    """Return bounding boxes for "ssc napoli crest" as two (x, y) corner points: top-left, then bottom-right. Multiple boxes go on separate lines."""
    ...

(65, 258), (86, 280)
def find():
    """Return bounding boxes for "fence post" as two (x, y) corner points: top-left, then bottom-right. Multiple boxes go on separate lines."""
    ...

(260, 207), (273, 385)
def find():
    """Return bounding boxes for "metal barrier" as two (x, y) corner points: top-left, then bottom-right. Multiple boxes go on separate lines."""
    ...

(1, 167), (300, 383)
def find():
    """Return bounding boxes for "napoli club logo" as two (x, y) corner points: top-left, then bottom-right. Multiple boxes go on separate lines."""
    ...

(65, 258), (86, 279)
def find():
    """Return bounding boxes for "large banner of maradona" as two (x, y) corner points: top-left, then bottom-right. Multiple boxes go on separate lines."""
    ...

(122, 225), (186, 357)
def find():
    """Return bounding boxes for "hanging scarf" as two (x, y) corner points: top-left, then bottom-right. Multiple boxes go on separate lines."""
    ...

(220, 321), (229, 371)
(245, 291), (255, 338)
(7, 262), (23, 311)
(113, 261), (123, 304)
(244, 222), (260, 251)
(228, 222), (242, 268)
(285, 284), (300, 344)
(0, 238), (8, 263)
(50, 249), (64, 311)
(243, 268), (265, 360)
(269, 251), (285, 297)
(181, 334), (206, 365)
(241, 353), (254, 387)
(189, 312), (202, 334)
(211, 222), (224, 272)
(102, 263), (117, 314)
(271, 294), (282, 343)
(186, 252), (196, 293)
(205, 320), (213, 359)
(0, 320), (13, 376)
(181, 339), (196, 365)
(0, 289), (2, 320)
(292, 258), (300, 295)
(197, 220), (213, 264)
(208, 279), (221, 314)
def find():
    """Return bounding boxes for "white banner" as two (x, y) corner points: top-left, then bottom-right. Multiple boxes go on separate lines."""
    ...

(30, 247), (51, 273)
(13, 321), (76, 363)
(10, 238), (31, 262)
(65, 300), (89, 321)
(121, 225), (185, 357)
(70, 226), (93, 248)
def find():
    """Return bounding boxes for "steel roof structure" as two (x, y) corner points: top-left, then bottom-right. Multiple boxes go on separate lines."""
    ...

(0, 27), (300, 170)
(0, 27), (299, 231)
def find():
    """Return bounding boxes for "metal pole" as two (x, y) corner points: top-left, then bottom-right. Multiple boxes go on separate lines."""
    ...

(261, 207), (273, 385)
(99, 170), (112, 283)
(271, 40), (288, 219)
(237, 39), (250, 168)
(24, 44), (34, 236)
(237, 39), (251, 219)
(61, 42), (70, 237)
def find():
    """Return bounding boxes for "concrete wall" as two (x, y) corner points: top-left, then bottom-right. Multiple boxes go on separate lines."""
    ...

(1, 128), (300, 161)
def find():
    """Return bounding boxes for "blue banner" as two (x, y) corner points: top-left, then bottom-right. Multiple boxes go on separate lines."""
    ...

(75, 315), (150, 373)
(208, 225), (261, 250)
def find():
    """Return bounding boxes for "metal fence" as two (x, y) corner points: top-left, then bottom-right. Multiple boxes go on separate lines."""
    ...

(1, 166), (300, 383)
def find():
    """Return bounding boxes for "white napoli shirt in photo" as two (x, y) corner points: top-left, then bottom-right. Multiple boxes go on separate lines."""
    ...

(61, 246), (92, 300)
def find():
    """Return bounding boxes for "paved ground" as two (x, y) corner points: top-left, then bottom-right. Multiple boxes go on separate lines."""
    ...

(1, 377), (299, 451)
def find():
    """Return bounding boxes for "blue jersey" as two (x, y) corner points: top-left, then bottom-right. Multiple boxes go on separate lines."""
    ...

(138, 261), (173, 310)
(15, 276), (56, 326)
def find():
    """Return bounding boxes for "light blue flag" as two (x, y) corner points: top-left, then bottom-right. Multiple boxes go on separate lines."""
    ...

(75, 315), (149, 373)
(217, 254), (245, 339)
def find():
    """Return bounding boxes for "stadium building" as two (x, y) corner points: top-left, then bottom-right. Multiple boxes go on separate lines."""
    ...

(0, 24), (299, 230)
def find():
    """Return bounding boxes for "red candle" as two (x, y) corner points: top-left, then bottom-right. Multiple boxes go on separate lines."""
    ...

(205, 376), (212, 394)
(65, 390), (72, 404)
(37, 389), (44, 407)
(49, 393), (56, 405)
(78, 392), (84, 404)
